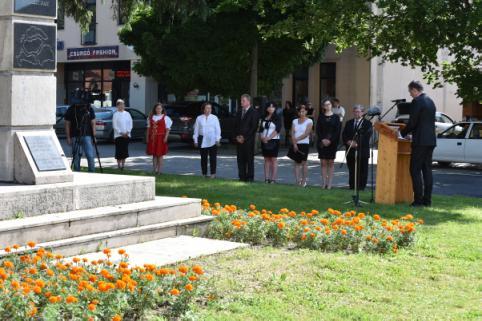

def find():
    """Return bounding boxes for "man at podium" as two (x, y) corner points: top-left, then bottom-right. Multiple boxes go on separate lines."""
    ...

(400, 81), (437, 207)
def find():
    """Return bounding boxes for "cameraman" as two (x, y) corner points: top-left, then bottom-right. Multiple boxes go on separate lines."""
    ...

(65, 103), (96, 172)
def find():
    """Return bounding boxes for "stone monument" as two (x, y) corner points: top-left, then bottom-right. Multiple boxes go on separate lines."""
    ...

(0, 0), (72, 184)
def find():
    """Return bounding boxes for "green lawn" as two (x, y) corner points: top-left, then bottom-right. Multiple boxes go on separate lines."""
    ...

(106, 169), (482, 320)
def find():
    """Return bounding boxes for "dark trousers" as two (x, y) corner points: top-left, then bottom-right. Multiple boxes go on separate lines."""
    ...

(200, 145), (217, 175)
(347, 154), (369, 190)
(237, 141), (255, 181)
(410, 145), (435, 204)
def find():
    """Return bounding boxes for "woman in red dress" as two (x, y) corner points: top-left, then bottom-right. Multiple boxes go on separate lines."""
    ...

(146, 103), (172, 175)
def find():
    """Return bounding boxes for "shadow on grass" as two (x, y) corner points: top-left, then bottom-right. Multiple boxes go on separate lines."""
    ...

(102, 168), (481, 227)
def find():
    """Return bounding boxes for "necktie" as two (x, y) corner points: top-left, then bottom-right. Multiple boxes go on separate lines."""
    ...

(242, 108), (247, 119)
(354, 120), (359, 130)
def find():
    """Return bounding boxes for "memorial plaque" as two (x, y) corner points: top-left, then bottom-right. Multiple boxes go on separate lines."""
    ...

(24, 136), (66, 171)
(14, 22), (56, 70)
(14, 0), (56, 17)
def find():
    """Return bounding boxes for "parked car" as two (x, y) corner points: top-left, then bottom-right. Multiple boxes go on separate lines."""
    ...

(433, 121), (482, 166)
(54, 106), (148, 141)
(393, 111), (455, 134)
(165, 101), (236, 143)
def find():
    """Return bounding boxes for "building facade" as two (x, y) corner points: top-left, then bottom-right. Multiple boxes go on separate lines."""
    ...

(56, 0), (158, 114)
(281, 46), (463, 123)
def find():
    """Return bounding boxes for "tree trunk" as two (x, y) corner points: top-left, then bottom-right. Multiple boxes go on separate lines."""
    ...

(250, 41), (258, 97)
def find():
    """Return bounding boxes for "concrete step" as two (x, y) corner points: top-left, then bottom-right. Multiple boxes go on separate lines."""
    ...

(0, 172), (155, 219)
(0, 216), (213, 257)
(0, 196), (201, 248)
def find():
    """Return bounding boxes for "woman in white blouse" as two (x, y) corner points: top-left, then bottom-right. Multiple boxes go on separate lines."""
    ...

(291, 105), (313, 186)
(193, 102), (221, 178)
(112, 99), (133, 171)
(258, 102), (282, 183)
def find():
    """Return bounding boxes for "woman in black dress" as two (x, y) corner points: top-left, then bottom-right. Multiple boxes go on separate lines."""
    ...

(259, 102), (282, 183)
(317, 98), (341, 189)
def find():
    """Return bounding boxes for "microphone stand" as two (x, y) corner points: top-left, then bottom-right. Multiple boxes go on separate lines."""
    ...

(343, 114), (373, 208)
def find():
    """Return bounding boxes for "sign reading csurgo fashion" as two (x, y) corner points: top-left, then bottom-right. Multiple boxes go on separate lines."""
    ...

(67, 46), (119, 60)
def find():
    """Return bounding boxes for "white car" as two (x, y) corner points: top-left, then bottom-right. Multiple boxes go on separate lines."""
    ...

(394, 111), (455, 134)
(433, 121), (482, 166)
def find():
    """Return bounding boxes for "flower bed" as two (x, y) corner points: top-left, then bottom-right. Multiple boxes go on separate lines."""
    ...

(0, 244), (204, 320)
(202, 201), (423, 254)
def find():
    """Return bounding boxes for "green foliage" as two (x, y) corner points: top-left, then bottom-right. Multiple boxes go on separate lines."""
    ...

(119, 4), (324, 96)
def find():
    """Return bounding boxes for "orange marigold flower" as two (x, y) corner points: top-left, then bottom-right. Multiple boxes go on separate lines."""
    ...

(355, 225), (363, 231)
(28, 306), (38, 317)
(4, 247), (11, 253)
(325, 228), (331, 235)
(112, 315), (122, 321)
(386, 235), (394, 242)
(301, 234), (307, 240)
(417, 219), (424, 224)
(27, 241), (36, 248)
(88, 303), (96, 311)
(116, 280), (127, 290)
(3, 261), (14, 269)
(366, 235), (372, 240)
(29, 268), (37, 275)
(341, 229), (347, 235)
(249, 204), (256, 210)
(189, 275), (198, 281)
(145, 273), (154, 281)
(373, 214), (381, 221)
(33, 286), (42, 294)
(66, 295), (78, 304)
(185, 283), (194, 291)
(357, 213), (366, 219)
(300, 219), (308, 226)
(12, 244), (20, 250)
(72, 257), (80, 263)
(192, 265), (204, 275)
(277, 222), (286, 230)
(102, 248), (111, 256)
(178, 265), (189, 274)
(170, 288), (180, 296)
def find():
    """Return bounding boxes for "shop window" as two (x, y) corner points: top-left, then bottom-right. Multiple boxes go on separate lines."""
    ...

(320, 63), (336, 100)
(117, 0), (129, 25)
(292, 67), (309, 106)
(81, 0), (96, 45)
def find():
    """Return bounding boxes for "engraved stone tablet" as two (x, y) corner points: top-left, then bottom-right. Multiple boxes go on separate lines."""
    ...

(24, 136), (66, 171)
(14, 22), (56, 70)
(14, 0), (56, 17)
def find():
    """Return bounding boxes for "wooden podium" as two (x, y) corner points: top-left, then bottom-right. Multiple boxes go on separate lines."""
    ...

(374, 122), (414, 204)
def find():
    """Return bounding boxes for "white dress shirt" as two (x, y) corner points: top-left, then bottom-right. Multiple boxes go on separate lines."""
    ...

(193, 114), (221, 148)
(112, 110), (133, 138)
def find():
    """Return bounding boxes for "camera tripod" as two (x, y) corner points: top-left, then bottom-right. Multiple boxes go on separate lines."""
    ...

(70, 105), (103, 173)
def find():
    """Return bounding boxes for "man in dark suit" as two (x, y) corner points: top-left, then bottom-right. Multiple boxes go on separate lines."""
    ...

(234, 94), (259, 181)
(342, 105), (373, 190)
(400, 81), (437, 207)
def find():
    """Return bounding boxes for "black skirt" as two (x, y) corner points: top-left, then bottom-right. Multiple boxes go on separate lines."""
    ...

(261, 139), (280, 157)
(115, 137), (130, 160)
(296, 144), (309, 162)
(317, 142), (338, 160)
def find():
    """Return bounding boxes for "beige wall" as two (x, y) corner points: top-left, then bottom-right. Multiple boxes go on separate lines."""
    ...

(370, 60), (462, 121)
(282, 46), (462, 124)
(282, 46), (371, 122)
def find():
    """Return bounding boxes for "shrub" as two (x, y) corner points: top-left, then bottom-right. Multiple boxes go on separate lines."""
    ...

(0, 244), (205, 320)
(202, 200), (423, 254)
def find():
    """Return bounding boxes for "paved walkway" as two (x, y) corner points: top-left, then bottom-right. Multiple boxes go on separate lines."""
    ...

(68, 236), (247, 266)
(61, 139), (482, 198)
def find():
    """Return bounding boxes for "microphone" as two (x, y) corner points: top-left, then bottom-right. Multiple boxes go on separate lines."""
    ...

(366, 106), (382, 116)
(391, 99), (406, 103)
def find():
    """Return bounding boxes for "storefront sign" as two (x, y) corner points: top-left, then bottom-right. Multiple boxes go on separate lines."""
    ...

(67, 46), (119, 60)
(14, 22), (56, 70)
(115, 70), (130, 78)
(14, 0), (56, 17)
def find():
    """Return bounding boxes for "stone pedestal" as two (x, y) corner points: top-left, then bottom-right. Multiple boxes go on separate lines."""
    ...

(0, 0), (72, 184)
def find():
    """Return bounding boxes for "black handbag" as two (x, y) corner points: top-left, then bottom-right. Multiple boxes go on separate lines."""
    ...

(287, 146), (306, 163)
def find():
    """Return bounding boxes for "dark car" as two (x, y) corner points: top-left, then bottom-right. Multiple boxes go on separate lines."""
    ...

(55, 106), (148, 141)
(165, 101), (236, 142)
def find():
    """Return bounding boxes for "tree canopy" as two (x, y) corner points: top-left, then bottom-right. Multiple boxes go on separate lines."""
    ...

(61, 0), (482, 101)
